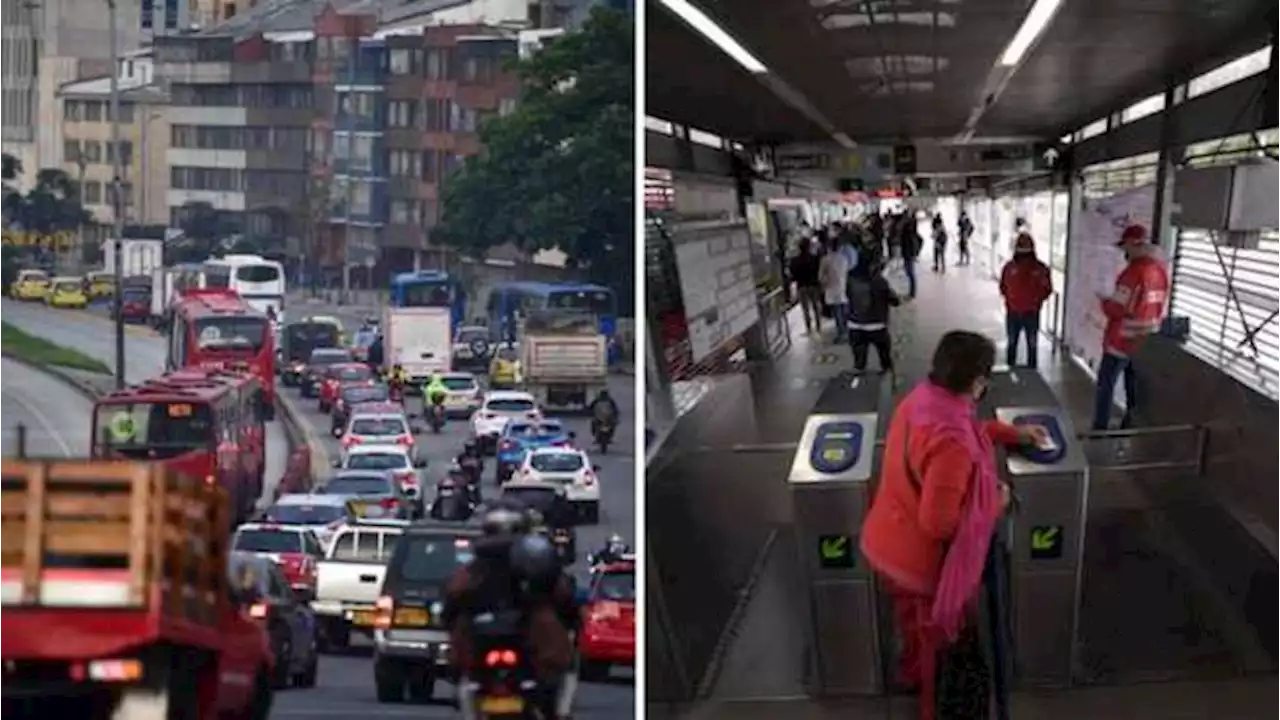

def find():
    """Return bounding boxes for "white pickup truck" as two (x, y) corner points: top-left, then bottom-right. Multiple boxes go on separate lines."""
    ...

(310, 520), (407, 651)
(520, 311), (607, 413)
(384, 306), (452, 389)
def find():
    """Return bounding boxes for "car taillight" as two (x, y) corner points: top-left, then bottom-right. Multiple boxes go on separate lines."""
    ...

(374, 595), (394, 630)
(395, 471), (418, 485)
(589, 601), (623, 622)
(380, 497), (399, 509)
(342, 436), (360, 447)
(248, 602), (269, 619)
(499, 439), (516, 451)
(582, 471), (596, 486)
(484, 649), (519, 668)
(395, 434), (413, 446)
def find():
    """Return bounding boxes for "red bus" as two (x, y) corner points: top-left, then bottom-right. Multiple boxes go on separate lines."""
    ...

(166, 288), (277, 418)
(90, 368), (269, 526)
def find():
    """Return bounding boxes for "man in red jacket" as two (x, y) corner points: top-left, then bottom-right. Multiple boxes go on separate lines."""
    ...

(1092, 223), (1169, 430)
(999, 233), (1053, 368)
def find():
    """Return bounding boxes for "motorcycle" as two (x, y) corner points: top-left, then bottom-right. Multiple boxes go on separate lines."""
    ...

(427, 400), (447, 433)
(592, 418), (616, 455)
(550, 527), (576, 565)
(388, 381), (405, 405)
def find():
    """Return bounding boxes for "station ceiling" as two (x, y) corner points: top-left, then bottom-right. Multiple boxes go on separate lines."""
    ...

(646, 0), (1274, 145)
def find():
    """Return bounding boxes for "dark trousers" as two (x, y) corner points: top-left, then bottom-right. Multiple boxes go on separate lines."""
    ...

(958, 239), (971, 265)
(850, 328), (892, 372)
(1092, 352), (1137, 430)
(903, 258), (918, 298)
(1004, 312), (1040, 368)
(932, 244), (947, 272)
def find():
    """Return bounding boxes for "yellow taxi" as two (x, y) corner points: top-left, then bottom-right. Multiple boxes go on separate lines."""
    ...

(488, 345), (523, 389)
(85, 271), (115, 300)
(45, 276), (89, 309)
(9, 269), (51, 301)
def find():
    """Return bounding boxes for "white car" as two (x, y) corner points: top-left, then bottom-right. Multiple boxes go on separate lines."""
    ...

(334, 443), (425, 502)
(516, 446), (600, 524)
(471, 390), (541, 454)
(341, 404), (414, 458)
(261, 493), (352, 550)
(438, 371), (483, 418)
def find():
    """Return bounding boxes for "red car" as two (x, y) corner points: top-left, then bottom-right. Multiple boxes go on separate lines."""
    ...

(578, 559), (635, 680)
(319, 363), (376, 413)
(231, 523), (326, 592)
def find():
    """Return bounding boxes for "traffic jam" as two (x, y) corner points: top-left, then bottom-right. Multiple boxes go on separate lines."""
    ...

(2, 278), (634, 719)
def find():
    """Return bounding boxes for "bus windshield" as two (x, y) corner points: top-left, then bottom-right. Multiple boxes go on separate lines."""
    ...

(235, 265), (281, 284)
(547, 289), (613, 315)
(195, 316), (268, 351)
(400, 281), (454, 308)
(94, 401), (214, 459)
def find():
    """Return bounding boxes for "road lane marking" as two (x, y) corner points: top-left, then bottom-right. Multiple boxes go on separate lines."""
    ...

(6, 383), (73, 456)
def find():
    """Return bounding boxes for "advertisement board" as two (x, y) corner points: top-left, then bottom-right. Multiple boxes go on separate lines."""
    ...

(1063, 184), (1156, 373)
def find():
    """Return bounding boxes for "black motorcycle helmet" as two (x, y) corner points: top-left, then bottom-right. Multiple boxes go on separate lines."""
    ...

(481, 500), (529, 538)
(463, 439), (478, 455)
(509, 532), (559, 585)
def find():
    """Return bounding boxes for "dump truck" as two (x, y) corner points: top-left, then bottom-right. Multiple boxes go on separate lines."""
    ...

(0, 459), (275, 719)
(519, 310), (608, 413)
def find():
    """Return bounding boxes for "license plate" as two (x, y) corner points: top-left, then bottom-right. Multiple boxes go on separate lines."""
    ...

(479, 696), (524, 713)
(350, 610), (376, 626)
(393, 608), (429, 627)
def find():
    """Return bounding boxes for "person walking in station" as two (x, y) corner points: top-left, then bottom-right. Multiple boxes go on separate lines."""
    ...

(900, 213), (921, 298)
(845, 256), (901, 374)
(859, 331), (1051, 720)
(820, 234), (853, 342)
(999, 233), (1053, 369)
(789, 237), (824, 336)
(1091, 223), (1170, 431)
(957, 211), (974, 266)
(931, 213), (949, 273)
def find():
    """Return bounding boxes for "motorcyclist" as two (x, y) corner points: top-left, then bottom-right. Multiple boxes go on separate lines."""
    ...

(447, 461), (482, 505)
(456, 439), (486, 477)
(430, 476), (476, 521)
(424, 372), (449, 407)
(386, 363), (409, 403)
(590, 534), (631, 567)
(587, 388), (620, 439)
(441, 503), (578, 720)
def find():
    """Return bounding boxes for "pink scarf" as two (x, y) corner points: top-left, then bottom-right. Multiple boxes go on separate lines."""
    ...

(905, 380), (1001, 642)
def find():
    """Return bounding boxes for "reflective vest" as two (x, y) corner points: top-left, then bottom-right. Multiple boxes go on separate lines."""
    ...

(1101, 256), (1169, 357)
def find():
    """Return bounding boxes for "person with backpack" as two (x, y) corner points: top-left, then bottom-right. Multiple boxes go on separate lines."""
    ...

(957, 211), (974, 266)
(845, 256), (902, 374)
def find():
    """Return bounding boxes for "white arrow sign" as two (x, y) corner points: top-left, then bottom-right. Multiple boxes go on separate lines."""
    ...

(1043, 147), (1061, 166)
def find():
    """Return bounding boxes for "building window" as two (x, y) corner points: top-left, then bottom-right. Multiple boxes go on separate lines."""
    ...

(390, 199), (412, 224)
(351, 180), (372, 215)
(64, 139), (81, 163)
(82, 180), (102, 204)
(350, 135), (374, 172)
(499, 97), (517, 116)
(389, 149), (420, 178)
(422, 150), (438, 182)
(424, 99), (449, 132)
(424, 49), (450, 80)
(106, 140), (134, 165)
(84, 101), (104, 122)
(389, 48), (413, 75)
(170, 166), (244, 191)
(83, 140), (103, 163)
(64, 100), (83, 121)
(387, 100), (415, 128)
(338, 91), (376, 121)
(1188, 45), (1272, 99)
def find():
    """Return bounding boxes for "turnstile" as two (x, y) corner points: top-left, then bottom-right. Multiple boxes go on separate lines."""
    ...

(787, 372), (891, 696)
(989, 369), (1090, 688)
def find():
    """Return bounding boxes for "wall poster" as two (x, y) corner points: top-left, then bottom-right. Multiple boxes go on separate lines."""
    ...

(1063, 183), (1156, 373)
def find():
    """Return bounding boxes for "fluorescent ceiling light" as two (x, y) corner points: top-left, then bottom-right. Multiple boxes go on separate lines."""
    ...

(659, 0), (768, 74)
(998, 0), (1063, 67)
(832, 132), (856, 149)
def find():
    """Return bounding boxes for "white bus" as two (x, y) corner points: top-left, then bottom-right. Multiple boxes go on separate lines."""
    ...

(203, 254), (287, 321)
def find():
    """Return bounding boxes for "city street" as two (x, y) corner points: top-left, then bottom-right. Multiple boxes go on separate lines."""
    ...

(1, 357), (93, 458)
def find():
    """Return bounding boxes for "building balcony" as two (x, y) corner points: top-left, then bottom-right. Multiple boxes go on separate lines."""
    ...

(231, 61), (313, 84)
(154, 62), (232, 84)
(243, 108), (314, 127)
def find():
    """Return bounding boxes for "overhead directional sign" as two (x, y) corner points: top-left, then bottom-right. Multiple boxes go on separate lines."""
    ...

(1029, 524), (1064, 560)
(818, 534), (855, 569)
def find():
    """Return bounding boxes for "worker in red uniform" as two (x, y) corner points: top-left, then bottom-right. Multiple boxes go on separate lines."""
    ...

(1091, 223), (1169, 431)
(860, 331), (1049, 720)
(999, 233), (1053, 369)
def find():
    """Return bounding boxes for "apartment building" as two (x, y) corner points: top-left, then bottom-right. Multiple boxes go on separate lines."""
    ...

(59, 51), (172, 240)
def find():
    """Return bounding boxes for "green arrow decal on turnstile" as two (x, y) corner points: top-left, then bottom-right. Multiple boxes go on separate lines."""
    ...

(821, 536), (847, 560)
(818, 534), (855, 569)
(1029, 525), (1064, 560)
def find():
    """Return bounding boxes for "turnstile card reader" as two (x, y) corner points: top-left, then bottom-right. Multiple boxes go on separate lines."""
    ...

(995, 405), (1089, 689)
(788, 372), (889, 697)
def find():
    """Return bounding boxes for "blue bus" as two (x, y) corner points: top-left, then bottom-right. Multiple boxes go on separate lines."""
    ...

(389, 270), (467, 332)
(486, 281), (620, 362)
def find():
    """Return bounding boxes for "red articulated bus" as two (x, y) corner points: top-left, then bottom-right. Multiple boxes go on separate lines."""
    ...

(90, 367), (268, 527)
(166, 288), (277, 419)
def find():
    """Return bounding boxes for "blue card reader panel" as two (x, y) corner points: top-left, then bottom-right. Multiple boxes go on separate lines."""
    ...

(1012, 413), (1067, 465)
(808, 421), (865, 474)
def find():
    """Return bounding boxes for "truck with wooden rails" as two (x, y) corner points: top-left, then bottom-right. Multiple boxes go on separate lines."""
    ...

(0, 459), (276, 719)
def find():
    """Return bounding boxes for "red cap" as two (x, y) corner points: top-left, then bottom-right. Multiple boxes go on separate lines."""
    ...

(1117, 224), (1148, 247)
(1013, 233), (1035, 253)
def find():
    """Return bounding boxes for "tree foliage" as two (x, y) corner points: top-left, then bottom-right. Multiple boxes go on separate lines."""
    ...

(435, 7), (634, 314)
(3, 168), (92, 236)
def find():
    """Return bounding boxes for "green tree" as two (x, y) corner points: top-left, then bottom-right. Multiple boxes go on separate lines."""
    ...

(167, 200), (226, 263)
(8, 169), (92, 235)
(435, 7), (634, 314)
